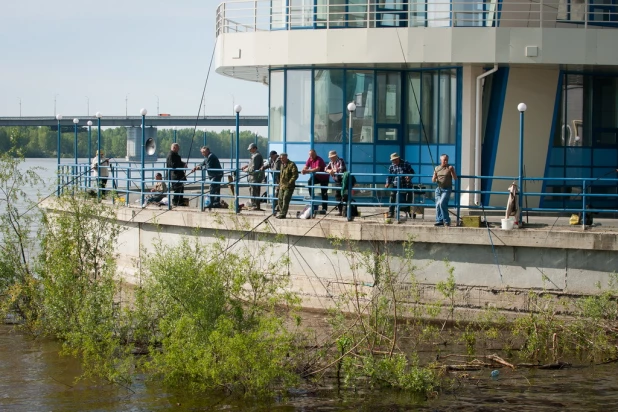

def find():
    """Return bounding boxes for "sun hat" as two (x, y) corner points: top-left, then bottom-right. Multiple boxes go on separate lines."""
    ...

(328, 150), (338, 158)
(247, 143), (257, 150)
(390, 153), (400, 161)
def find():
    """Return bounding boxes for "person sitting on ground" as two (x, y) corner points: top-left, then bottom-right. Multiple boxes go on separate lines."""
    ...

(143, 173), (167, 207)
(261, 150), (281, 211)
(301, 149), (329, 214)
(91, 150), (110, 190)
(385, 153), (414, 219)
(325, 150), (347, 216)
(241, 143), (264, 210)
(276, 153), (298, 219)
(192, 146), (223, 208)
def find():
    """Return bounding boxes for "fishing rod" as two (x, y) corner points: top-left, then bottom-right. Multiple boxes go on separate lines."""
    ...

(394, 29), (462, 222)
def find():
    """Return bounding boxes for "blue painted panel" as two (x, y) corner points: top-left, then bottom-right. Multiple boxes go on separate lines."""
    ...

(592, 167), (618, 179)
(419, 165), (435, 185)
(269, 143), (284, 156)
(482, 67), (509, 205)
(550, 147), (565, 166)
(352, 163), (374, 183)
(566, 148), (591, 166)
(376, 144), (399, 163)
(352, 144), (375, 163)
(405, 145), (421, 163)
(439, 145), (456, 165)
(540, 71), (563, 209)
(286, 144), (311, 164)
(421, 145), (439, 165)
(313, 143), (342, 161)
(593, 148), (617, 167)
(565, 167), (591, 186)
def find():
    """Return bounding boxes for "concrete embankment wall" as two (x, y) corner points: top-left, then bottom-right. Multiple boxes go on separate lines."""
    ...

(107, 206), (618, 315)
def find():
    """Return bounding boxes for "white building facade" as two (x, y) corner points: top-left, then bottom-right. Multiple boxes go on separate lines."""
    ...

(214, 0), (618, 209)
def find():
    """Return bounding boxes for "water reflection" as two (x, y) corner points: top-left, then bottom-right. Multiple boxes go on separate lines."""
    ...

(3, 325), (618, 411)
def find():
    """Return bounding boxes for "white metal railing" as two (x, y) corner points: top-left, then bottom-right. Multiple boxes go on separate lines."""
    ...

(215, 0), (618, 35)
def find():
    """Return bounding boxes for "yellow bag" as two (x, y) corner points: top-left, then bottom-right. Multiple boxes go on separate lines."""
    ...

(569, 214), (580, 225)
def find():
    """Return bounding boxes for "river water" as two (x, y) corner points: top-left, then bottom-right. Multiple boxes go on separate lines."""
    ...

(3, 159), (618, 410)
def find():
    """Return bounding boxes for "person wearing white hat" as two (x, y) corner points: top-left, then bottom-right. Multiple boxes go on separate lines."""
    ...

(325, 150), (347, 216)
(242, 143), (264, 210)
(91, 150), (110, 189)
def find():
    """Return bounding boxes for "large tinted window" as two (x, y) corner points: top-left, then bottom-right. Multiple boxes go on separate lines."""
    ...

(286, 70), (312, 142)
(314, 70), (344, 142)
(269, 71), (284, 142)
(377, 71), (401, 124)
(346, 70), (375, 142)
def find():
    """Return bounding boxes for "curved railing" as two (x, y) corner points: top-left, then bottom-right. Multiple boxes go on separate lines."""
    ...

(216, 0), (617, 36)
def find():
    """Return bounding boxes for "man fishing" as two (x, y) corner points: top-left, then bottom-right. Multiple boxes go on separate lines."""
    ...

(432, 154), (458, 227)
(192, 146), (223, 208)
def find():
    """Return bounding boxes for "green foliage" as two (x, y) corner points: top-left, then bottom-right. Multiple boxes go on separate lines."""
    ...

(0, 126), (267, 160)
(135, 236), (300, 396)
(0, 154), (43, 330)
(322, 236), (440, 396)
(37, 194), (133, 383)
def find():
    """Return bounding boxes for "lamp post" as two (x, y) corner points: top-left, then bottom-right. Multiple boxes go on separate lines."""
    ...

(173, 126), (177, 143)
(203, 127), (207, 147)
(73, 118), (79, 168)
(96, 112), (102, 199)
(56, 114), (62, 196)
(155, 95), (159, 116)
(234, 104), (242, 213)
(73, 118), (79, 192)
(18, 97), (21, 117)
(517, 103), (527, 228)
(140, 108), (148, 206)
(87, 121), (93, 188)
(125, 94), (129, 117)
(346, 102), (356, 221)
(54, 94), (59, 116)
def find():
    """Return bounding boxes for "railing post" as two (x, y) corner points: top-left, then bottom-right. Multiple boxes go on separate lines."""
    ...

(582, 180), (587, 231)
(517, 103), (527, 228)
(234, 105), (242, 213)
(56, 114), (62, 196)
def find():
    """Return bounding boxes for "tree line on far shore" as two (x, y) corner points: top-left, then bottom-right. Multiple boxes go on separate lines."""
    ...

(0, 126), (268, 160)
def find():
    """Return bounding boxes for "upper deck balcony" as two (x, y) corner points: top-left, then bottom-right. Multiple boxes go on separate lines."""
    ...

(216, 0), (618, 33)
(215, 0), (618, 81)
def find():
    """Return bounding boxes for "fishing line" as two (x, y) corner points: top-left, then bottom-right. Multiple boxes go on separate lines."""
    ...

(20, 157), (117, 217)
(481, 201), (503, 283)
(184, 36), (219, 166)
(394, 28), (435, 167)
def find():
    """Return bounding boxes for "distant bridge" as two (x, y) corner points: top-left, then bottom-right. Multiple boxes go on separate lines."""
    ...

(0, 116), (268, 128)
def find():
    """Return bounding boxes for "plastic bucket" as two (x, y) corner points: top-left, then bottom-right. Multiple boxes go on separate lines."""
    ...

(501, 218), (514, 230)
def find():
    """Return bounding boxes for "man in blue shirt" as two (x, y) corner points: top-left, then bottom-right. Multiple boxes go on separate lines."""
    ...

(385, 153), (414, 218)
(193, 146), (223, 208)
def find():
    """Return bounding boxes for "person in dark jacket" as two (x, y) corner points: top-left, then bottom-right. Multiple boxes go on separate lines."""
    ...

(193, 146), (223, 208)
(166, 143), (187, 206)
(242, 143), (264, 210)
(261, 150), (281, 211)
(385, 153), (414, 218)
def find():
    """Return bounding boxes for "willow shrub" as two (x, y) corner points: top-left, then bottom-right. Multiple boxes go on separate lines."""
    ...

(135, 235), (301, 396)
(0, 154), (43, 330)
(37, 194), (134, 384)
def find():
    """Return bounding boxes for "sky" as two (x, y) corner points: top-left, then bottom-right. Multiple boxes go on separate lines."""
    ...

(0, 0), (268, 122)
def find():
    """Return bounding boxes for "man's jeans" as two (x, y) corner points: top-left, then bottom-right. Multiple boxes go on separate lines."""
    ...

(435, 187), (452, 224)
